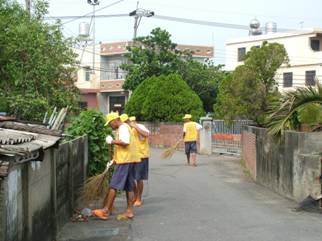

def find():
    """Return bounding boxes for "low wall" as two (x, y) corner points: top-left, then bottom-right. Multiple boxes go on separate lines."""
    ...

(143, 122), (185, 149)
(0, 135), (88, 241)
(242, 126), (322, 202)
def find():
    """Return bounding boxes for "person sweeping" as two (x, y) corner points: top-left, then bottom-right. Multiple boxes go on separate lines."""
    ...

(92, 112), (138, 220)
(129, 116), (150, 207)
(182, 114), (202, 167)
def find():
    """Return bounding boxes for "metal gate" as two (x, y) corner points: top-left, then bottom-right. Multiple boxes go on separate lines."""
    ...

(212, 120), (253, 155)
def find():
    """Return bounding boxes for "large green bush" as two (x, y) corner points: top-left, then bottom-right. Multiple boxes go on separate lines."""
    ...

(65, 110), (112, 176)
(125, 74), (204, 122)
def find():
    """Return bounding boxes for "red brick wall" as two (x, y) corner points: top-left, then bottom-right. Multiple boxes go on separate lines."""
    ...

(241, 130), (257, 179)
(143, 122), (185, 149)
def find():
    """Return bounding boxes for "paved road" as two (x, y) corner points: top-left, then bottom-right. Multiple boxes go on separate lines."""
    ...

(131, 149), (322, 241)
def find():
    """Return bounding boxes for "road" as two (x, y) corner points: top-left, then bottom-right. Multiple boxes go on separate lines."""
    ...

(131, 149), (322, 241)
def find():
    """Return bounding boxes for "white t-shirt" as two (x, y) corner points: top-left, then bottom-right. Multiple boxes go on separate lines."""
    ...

(183, 122), (203, 132)
(137, 123), (150, 134)
(118, 123), (130, 144)
(136, 123), (150, 141)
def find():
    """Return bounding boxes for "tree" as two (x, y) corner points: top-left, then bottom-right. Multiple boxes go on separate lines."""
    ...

(0, 0), (79, 121)
(214, 42), (288, 124)
(122, 28), (227, 112)
(266, 84), (322, 136)
(178, 60), (226, 112)
(121, 28), (190, 91)
(125, 74), (205, 122)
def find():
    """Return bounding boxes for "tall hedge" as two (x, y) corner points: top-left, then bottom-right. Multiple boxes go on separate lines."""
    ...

(125, 74), (204, 122)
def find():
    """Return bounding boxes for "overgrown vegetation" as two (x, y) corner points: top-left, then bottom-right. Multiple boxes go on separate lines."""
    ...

(125, 74), (205, 122)
(65, 110), (112, 176)
(214, 42), (288, 124)
(0, 0), (79, 121)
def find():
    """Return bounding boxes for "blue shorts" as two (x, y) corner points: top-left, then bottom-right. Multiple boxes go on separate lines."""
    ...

(109, 163), (135, 192)
(134, 158), (149, 181)
(185, 141), (197, 155)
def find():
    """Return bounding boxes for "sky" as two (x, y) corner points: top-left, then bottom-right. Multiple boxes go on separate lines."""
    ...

(18, 0), (322, 64)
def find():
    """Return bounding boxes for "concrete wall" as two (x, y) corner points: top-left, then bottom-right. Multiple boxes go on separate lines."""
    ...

(242, 126), (322, 202)
(0, 135), (88, 241)
(81, 93), (98, 109)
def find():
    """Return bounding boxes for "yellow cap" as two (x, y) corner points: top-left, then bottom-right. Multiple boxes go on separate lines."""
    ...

(120, 113), (129, 122)
(183, 114), (192, 120)
(105, 112), (119, 126)
(129, 116), (136, 121)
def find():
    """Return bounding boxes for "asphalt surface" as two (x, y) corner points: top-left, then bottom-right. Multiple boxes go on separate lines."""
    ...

(131, 149), (322, 241)
(58, 148), (322, 241)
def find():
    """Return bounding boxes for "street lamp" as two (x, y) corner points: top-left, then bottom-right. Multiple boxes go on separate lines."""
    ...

(87, 0), (100, 73)
(129, 8), (154, 39)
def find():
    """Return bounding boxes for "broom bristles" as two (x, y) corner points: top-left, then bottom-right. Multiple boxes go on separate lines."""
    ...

(160, 140), (181, 159)
(80, 162), (113, 203)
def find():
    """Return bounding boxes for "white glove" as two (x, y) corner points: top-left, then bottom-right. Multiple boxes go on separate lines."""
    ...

(106, 135), (113, 144)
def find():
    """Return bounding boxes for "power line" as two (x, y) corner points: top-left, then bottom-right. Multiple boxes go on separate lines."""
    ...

(45, 13), (128, 21)
(61, 0), (126, 25)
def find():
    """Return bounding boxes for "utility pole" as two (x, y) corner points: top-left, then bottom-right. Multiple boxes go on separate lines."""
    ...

(129, 3), (154, 40)
(25, 0), (31, 14)
(87, 0), (100, 73)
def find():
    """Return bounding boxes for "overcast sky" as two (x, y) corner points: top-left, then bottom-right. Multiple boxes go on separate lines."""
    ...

(18, 0), (322, 63)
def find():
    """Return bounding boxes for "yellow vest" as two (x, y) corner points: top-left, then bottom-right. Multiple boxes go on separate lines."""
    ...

(113, 123), (140, 164)
(183, 122), (198, 142)
(132, 128), (150, 159)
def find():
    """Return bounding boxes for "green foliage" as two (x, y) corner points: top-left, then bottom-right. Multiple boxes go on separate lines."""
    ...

(121, 28), (190, 91)
(0, 0), (79, 121)
(122, 28), (227, 113)
(125, 74), (204, 122)
(298, 103), (322, 125)
(214, 42), (288, 124)
(65, 110), (112, 176)
(178, 60), (227, 112)
(266, 84), (322, 136)
(7, 94), (50, 121)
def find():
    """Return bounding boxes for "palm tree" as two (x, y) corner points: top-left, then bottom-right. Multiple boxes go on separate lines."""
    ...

(266, 84), (322, 136)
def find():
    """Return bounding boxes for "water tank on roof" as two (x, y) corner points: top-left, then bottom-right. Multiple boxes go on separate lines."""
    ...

(79, 22), (90, 38)
(250, 18), (260, 29)
(265, 22), (277, 34)
(249, 18), (262, 36)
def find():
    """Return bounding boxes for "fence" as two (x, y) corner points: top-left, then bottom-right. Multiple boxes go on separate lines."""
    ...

(212, 120), (254, 155)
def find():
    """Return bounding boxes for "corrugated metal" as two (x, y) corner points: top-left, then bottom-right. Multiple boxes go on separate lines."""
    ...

(0, 128), (35, 144)
(0, 128), (61, 158)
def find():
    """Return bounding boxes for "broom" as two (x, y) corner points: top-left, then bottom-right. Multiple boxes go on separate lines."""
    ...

(160, 140), (182, 159)
(81, 142), (114, 203)
(81, 160), (114, 203)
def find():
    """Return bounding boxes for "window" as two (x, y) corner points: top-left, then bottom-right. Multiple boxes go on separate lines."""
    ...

(311, 39), (320, 51)
(305, 70), (316, 86)
(283, 72), (293, 88)
(237, 47), (246, 62)
(79, 101), (88, 109)
(84, 67), (91, 81)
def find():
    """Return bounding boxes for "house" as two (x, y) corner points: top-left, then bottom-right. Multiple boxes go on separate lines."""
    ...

(75, 41), (214, 113)
(0, 120), (88, 241)
(225, 21), (322, 90)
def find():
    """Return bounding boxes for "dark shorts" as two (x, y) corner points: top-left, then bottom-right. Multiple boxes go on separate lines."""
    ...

(134, 158), (149, 181)
(109, 163), (135, 192)
(185, 141), (197, 155)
